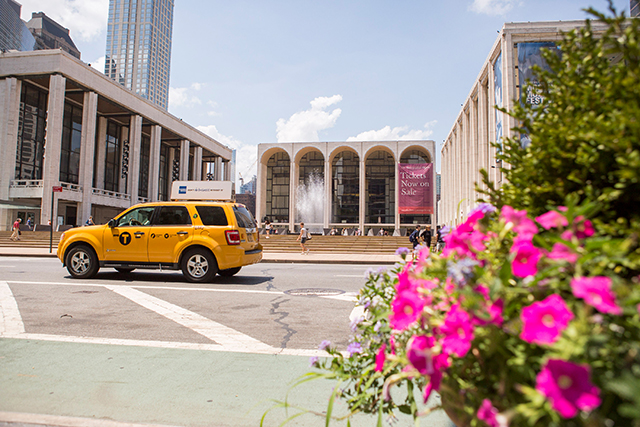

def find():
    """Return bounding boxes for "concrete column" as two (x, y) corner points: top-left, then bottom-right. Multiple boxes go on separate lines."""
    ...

(478, 80), (489, 193)
(78, 91), (98, 225)
(0, 78), (22, 230)
(359, 159), (365, 231)
(94, 117), (108, 190)
(288, 160), (297, 231)
(149, 125), (161, 201)
(324, 159), (331, 229)
(179, 140), (190, 181)
(193, 146), (203, 180)
(41, 74), (66, 226)
(223, 160), (231, 181)
(214, 157), (223, 180)
(255, 158), (266, 224)
(128, 115), (142, 204)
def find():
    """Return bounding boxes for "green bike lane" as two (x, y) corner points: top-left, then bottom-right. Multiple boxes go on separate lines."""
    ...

(0, 338), (453, 427)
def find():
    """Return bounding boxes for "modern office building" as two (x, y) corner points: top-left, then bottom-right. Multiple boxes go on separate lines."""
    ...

(256, 141), (437, 235)
(439, 20), (608, 227)
(104, 0), (174, 109)
(26, 12), (81, 59)
(632, 0), (639, 17)
(0, 50), (232, 230)
(0, 0), (37, 52)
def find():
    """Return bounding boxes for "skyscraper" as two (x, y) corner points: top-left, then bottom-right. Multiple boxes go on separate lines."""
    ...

(104, 0), (174, 109)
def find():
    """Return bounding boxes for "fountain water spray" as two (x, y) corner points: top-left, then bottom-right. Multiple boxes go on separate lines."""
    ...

(296, 171), (324, 233)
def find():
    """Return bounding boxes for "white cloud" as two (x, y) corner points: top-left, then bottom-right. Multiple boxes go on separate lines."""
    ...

(168, 85), (203, 109)
(89, 56), (105, 73)
(196, 125), (257, 187)
(468, 0), (517, 16)
(276, 95), (342, 142)
(347, 120), (437, 142)
(19, 0), (109, 41)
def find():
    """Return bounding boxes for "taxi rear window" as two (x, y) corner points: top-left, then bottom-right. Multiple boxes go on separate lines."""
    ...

(196, 206), (228, 226)
(233, 205), (256, 228)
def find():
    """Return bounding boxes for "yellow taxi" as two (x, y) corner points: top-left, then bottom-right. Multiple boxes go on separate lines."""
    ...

(57, 201), (262, 282)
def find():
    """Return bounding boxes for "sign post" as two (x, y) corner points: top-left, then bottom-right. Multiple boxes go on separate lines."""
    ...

(51, 186), (63, 253)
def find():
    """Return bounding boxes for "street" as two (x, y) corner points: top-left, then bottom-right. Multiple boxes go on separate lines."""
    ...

(0, 257), (452, 427)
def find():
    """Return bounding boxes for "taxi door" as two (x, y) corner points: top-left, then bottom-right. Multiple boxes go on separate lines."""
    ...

(148, 205), (194, 263)
(103, 206), (155, 262)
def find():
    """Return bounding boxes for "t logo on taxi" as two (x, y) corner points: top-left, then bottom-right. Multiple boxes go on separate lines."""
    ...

(178, 186), (187, 194)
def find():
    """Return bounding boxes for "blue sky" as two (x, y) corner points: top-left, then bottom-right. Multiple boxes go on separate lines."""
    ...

(18, 0), (630, 184)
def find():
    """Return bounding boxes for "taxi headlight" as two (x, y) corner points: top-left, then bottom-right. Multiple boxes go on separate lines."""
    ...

(60, 232), (65, 241)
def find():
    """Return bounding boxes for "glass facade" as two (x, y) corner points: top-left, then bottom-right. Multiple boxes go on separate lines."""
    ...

(298, 151), (324, 186)
(331, 151), (359, 224)
(138, 134), (150, 198)
(365, 151), (395, 224)
(59, 103), (82, 184)
(15, 83), (47, 181)
(158, 143), (169, 200)
(265, 152), (290, 222)
(0, 0), (37, 52)
(104, 121), (123, 192)
(104, 0), (174, 109)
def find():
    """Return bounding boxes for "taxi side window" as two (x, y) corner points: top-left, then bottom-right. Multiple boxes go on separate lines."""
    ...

(195, 206), (228, 226)
(116, 207), (155, 227)
(154, 206), (192, 225)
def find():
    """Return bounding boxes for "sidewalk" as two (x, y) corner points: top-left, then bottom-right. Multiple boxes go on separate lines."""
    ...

(0, 247), (403, 265)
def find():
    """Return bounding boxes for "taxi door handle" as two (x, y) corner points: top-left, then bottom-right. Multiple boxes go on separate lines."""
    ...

(134, 231), (145, 238)
(177, 231), (189, 236)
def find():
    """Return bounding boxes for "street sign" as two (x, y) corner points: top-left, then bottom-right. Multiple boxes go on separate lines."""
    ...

(52, 186), (63, 192)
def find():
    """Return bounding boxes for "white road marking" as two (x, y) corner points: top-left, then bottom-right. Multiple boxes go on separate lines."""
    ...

(334, 275), (365, 278)
(0, 281), (25, 336)
(105, 285), (276, 353)
(0, 265), (16, 268)
(349, 305), (366, 324)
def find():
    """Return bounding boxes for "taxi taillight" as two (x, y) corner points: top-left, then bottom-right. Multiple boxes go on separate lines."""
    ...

(225, 230), (241, 245)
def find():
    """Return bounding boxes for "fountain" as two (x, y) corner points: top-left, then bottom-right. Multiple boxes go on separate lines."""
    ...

(296, 171), (325, 234)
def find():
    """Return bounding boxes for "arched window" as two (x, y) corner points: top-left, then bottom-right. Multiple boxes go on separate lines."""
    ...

(266, 152), (290, 222)
(296, 151), (324, 224)
(365, 150), (395, 224)
(331, 151), (359, 224)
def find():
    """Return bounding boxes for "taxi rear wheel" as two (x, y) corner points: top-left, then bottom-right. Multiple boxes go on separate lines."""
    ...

(181, 248), (217, 283)
(66, 245), (99, 279)
(218, 267), (241, 277)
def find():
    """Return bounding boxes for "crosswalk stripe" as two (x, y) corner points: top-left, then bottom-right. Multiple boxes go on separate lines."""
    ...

(0, 281), (25, 336)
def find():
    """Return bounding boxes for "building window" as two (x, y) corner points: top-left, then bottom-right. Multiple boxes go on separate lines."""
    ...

(331, 151), (359, 224)
(15, 83), (47, 181)
(265, 151), (290, 223)
(59, 102), (83, 184)
(365, 150), (395, 224)
(104, 121), (122, 192)
(138, 135), (150, 198)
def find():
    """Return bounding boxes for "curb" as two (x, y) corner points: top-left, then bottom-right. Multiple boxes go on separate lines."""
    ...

(0, 411), (179, 427)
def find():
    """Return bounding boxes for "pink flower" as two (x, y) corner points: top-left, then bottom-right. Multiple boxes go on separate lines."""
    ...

(440, 304), (474, 357)
(548, 243), (578, 264)
(571, 276), (622, 315)
(536, 210), (569, 230)
(514, 218), (538, 240)
(536, 359), (601, 418)
(407, 336), (435, 375)
(422, 352), (450, 403)
(375, 343), (387, 372)
(501, 206), (528, 226)
(521, 294), (574, 345)
(396, 269), (417, 293)
(477, 399), (500, 427)
(389, 290), (425, 330)
(510, 239), (543, 278)
(472, 286), (504, 327)
(574, 216), (595, 239)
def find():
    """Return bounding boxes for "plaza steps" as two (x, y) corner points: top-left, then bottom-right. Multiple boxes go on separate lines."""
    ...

(0, 231), (415, 255)
(259, 235), (410, 254)
(0, 231), (62, 248)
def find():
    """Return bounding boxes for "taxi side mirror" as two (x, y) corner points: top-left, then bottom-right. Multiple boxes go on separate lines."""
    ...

(108, 219), (116, 228)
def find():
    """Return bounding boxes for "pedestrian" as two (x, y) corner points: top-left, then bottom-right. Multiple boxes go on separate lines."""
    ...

(297, 222), (310, 254)
(264, 219), (271, 238)
(85, 216), (95, 226)
(421, 225), (433, 249)
(26, 217), (32, 230)
(409, 225), (421, 253)
(10, 218), (22, 241)
(436, 225), (444, 252)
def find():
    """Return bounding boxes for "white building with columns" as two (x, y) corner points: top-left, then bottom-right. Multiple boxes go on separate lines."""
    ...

(439, 20), (607, 227)
(256, 140), (436, 235)
(0, 50), (233, 230)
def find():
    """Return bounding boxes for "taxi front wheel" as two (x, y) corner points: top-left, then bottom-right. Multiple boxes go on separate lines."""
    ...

(66, 245), (99, 279)
(181, 248), (217, 283)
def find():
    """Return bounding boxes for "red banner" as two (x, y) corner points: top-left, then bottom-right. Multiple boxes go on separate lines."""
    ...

(398, 163), (433, 214)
